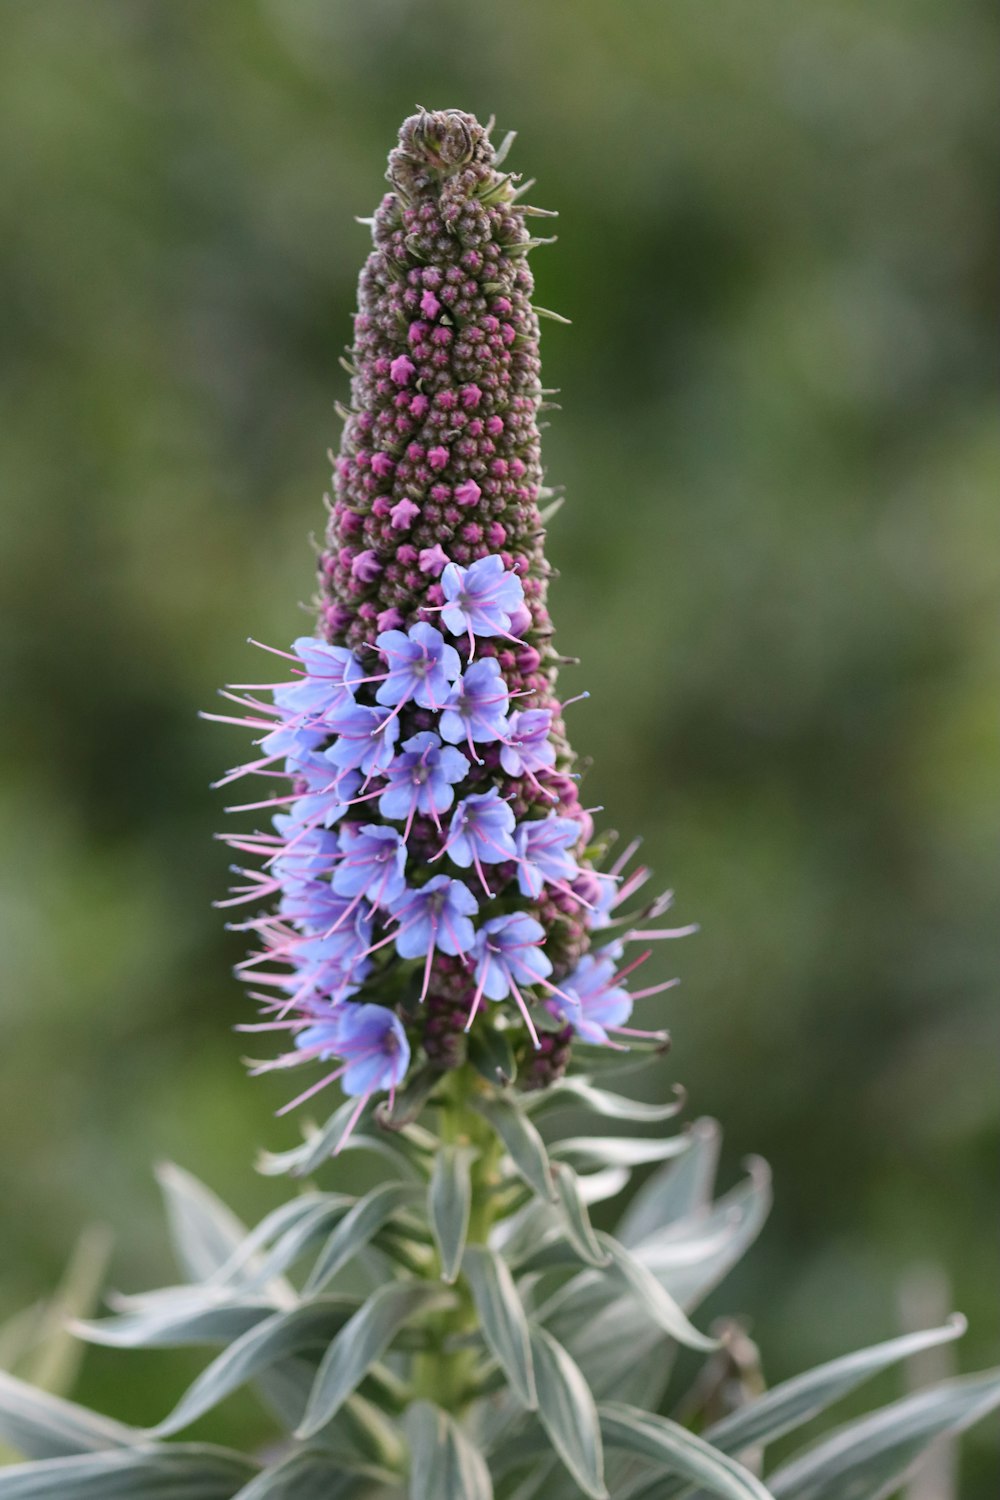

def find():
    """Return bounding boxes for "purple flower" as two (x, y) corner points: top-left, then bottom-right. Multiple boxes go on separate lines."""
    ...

(546, 952), (632, 1045)
(439, 790), (517, 894)
(439, 658), (510, 757)
(514, 815), (581, 899)
(332, 824), (408, 907)
(325, 701), (400, 778)
(374, 622), (461, 712)
(388, 877), (479, 1007)
(440, 556), (525, 643)
(500, 708), (557, 780)
(378, 732), (468, 832)
(468, 913), (552, 1043)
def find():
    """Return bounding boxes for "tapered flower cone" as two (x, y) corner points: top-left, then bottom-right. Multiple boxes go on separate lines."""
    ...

(213, 109), (691, 1129)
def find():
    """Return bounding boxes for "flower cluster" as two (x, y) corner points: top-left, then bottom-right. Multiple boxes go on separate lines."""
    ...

(212, 111), (694, 1124)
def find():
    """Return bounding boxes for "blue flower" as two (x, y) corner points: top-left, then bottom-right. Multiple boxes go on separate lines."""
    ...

(374, 622), (461, 712)
(324, 701), (400, 778)
(286, 1002), (411, 1132)
(333, 824), (408, 907)
(439, 658), (510, 757)
(327, 1002), (411, 1097)
(514, 815), (581, 899)
(545, 952), (632, 1045)
(439, 789), (517, 894)
(468, 913), (552, 1042)
(389, 876), (479, 962)
(500, 708), (557, 780)
(440, 556), (525, 643)
(274, 639), (363, 719)
(378, 731), (468, 832)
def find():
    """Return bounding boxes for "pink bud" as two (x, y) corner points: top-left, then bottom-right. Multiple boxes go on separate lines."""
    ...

(428, 446), (450, 472)
(390, 498), (420, 531)
(389, 354), (415, 385)
(454, 478), (482, 508)
(419, 544), (450, 577)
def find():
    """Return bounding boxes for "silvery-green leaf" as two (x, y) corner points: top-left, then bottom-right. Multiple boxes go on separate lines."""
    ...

(233, 1448), (392, 1498)
(643, 1159), (772, 1311)
(155, 1164), (253, 1283)
(551, 1135), (690, 1172)
(257, 1100), (418, 1180)
(297, 1284), (450, 1439)
(766, 1366), (1000, 1500)
(551, 1164), (609, 1268)
(617, 1119), (722, 1246)
(73, 1301), (275, 1350)
(600, 1404), (772, 1500)
(705, 1319), (968, 1461)
(232, 1197), (358, 1290)
(529, 1078), (686, 1125)
(0, 1443), (258, 1498)
(428, 1148), (476, 1284)
(597, 1235), (719, 1351)
(529, 1325), (607, 1499)
(405, 1400), (493, 1499)
(463, 1247), (536, 1410)
(148, 1300), (358, 1437)
(303, 1183), (425, 1295)
(475, 1097), (554, 1203)
(574, 1166), (630, 1206)
(0, 1370), (138, 1460)
(207, 1195), (330, 1288)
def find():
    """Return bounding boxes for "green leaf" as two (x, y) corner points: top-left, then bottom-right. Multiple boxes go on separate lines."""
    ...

(428, 1148), (476, 1284)
(468, 1027), (517, 1087)
(705, 1319), (968, 1460)
(766, 1366), (1000, 1500)
(0, 1444), (258, 1498)
(529, 1325), (607, 1499)
(297, 1283), (449, 1439)
(148, 1300), (358, 1437)
(0, 1370), (138, 1460)
(375, 1064), (444, 1131)
(155, 1164), (253, 1283)
(475, 1096), (554, 1203)
(597, 1235), (719, 1351)
(73, 1300), (275, 1350)
(551, 1164), (609, 1268)
(551, 1135), (690, 1172)
(406, 1400), (494, 1499)
(303, 1182), (425, 1295)
(463, 1247), (536, 1410)
(617, 1119), (721, 1246)
(600, 1404), (773, 1500)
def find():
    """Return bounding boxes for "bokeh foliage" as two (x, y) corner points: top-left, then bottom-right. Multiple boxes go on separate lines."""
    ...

(1, 0), (996, 1489)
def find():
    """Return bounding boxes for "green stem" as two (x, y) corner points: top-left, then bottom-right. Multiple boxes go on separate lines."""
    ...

(411, 1065), (503, 1412)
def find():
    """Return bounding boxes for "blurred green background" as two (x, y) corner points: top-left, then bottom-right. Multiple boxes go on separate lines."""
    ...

(1, 0), (996, 1488)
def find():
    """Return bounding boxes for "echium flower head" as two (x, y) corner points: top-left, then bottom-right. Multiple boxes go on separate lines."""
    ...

(213, 110), (693, 1132)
